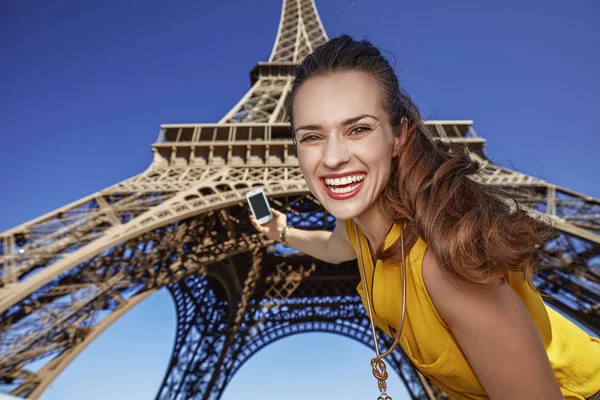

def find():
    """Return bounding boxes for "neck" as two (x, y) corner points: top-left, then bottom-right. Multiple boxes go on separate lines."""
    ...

(353, 200), (392, 253)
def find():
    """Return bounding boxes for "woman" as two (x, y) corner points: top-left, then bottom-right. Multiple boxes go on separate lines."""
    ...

(250, 35), (600, 399)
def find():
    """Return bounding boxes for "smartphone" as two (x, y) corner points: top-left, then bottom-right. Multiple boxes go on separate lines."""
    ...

(246, 187), (273, 224)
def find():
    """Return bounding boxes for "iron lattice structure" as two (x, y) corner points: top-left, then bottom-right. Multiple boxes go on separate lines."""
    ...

(1, 0), (599, 399)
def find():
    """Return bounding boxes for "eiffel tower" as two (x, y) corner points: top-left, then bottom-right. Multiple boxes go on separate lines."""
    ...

(1, 0), (599, 399)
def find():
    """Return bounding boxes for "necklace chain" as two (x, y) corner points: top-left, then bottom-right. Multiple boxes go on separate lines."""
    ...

(353, 220), (407, 399)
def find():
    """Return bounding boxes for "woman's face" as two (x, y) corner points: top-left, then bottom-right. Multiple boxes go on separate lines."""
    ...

(292, 70), (401, 220)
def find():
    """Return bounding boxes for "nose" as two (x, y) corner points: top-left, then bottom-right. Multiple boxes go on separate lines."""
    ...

(321, 134), (350, 169)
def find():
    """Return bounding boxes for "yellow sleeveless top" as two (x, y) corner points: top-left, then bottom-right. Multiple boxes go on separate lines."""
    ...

(346, 220), (600, 399)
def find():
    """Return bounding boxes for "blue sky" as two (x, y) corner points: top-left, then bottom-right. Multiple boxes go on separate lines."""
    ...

(1, 0), (599, 399)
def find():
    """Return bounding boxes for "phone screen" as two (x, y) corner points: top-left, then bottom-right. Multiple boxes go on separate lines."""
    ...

(248, 193), (270, 219)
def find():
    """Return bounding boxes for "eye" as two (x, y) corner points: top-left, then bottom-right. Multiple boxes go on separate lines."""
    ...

(350, 126), (371, 136)
(299, 134), (321, 143)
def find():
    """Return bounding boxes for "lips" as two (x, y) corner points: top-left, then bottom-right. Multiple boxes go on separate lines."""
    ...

(320, 172), (366, 200)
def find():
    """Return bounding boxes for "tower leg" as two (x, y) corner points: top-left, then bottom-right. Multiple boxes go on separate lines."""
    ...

(156, 275), (233, 400)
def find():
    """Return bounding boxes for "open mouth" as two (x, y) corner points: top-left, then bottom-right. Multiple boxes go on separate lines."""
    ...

(321, 173), (366, 199)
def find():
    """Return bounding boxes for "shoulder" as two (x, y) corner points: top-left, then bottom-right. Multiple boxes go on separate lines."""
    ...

(338, 219), (356, 245)
(421, 249), (505, 326)
(332, 218), (356, 249)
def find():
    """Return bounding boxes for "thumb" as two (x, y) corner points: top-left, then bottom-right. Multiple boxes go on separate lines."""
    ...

(271, 208), (283, 217)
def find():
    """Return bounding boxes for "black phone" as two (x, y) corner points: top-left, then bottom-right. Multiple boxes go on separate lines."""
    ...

(246, 187), (273, 224)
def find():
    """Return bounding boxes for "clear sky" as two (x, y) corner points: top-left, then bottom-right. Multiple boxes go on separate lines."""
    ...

(1, 0), (599, 399)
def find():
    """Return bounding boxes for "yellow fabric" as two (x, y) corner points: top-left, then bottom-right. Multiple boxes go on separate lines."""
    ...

(345, 220), (600, 399)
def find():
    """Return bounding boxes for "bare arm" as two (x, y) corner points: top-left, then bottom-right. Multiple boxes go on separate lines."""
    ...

(421, 250), (563, 400)
(250, 208), (356, 264)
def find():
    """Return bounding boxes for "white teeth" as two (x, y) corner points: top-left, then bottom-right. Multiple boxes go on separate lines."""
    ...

(324, 174), (365, 186)
(329, 184), (359, 193)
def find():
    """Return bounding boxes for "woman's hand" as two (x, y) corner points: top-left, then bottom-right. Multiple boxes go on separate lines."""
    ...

(249, 208), (287, 242)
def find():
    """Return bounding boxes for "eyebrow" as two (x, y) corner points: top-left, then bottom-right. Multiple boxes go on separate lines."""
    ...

(294, 114), (379, 133)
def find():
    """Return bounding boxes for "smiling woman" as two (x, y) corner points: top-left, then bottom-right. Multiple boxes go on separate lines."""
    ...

(249, 35), (600, 400)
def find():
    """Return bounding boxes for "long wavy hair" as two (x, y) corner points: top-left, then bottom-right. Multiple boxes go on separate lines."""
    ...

(286, 34), (553, 288)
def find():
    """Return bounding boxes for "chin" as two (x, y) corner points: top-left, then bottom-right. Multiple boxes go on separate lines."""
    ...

(307, 178), (370, 220)
(320, 197), (366, 221)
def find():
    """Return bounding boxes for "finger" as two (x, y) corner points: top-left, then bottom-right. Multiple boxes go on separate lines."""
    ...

(249, 216), (265, 232)
(271, 208), (283, 217)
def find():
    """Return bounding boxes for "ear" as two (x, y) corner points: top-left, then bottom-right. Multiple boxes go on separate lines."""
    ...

(393, 117), (409, 157)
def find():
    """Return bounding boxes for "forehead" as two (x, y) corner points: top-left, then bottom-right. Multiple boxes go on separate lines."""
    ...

(292, 70), (384, 126)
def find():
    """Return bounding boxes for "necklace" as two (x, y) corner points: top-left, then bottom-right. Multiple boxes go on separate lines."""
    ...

(353, 220), (407, 400)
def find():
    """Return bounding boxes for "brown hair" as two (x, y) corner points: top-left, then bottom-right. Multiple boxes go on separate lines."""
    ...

(286, 34), (553, 288)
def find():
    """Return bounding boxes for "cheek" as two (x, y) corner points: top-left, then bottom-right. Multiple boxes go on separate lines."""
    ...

(353, 138), (394, 171)
(297, 148), (320, 183)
